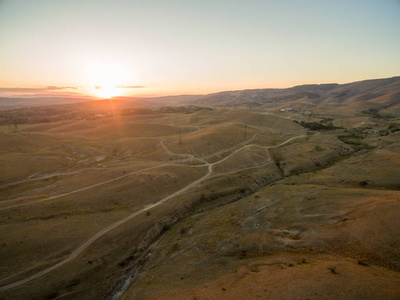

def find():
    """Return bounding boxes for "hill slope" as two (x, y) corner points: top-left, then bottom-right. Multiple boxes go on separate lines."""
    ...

(190, 76), (400, 114)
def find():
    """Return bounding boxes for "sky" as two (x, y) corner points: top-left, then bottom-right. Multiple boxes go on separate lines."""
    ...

(0, 0), (399, 98)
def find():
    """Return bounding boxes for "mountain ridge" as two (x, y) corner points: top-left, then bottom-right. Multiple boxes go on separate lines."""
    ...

(0, 76), (399, 115)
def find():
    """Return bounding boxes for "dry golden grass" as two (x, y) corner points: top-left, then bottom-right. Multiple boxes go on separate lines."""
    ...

(0, 107), (399, 299)
(138, 254), (400, 300)
(121, 128), (400, 300)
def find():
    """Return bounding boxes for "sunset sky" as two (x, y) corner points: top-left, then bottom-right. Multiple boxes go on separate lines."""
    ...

(1, 0), (399, 98)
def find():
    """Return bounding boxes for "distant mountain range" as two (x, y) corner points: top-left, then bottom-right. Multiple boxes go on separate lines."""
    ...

(0, 97), (91, 111)
(1, 76), (399, 115)
(187, 76), (400, 114)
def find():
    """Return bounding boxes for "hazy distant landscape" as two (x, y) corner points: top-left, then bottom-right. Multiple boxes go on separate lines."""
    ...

(1, 0), (400, 298)
(0, 76), (399, 299)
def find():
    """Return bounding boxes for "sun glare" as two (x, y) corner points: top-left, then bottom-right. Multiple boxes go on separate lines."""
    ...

(84, 61), (133, 98)
(94, 85), (119, 98)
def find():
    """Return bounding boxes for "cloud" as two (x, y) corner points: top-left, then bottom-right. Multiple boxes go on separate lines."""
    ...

(94, 85), (145, 90)
(0, 86), (79, 92)
(116, 85), (146, 89)
(46, 86), (78, 90)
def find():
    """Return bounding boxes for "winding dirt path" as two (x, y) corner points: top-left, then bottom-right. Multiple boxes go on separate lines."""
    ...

(0, 130), (307, 291)
(0, 164), (167, 211)
(0, 166), (212, 292)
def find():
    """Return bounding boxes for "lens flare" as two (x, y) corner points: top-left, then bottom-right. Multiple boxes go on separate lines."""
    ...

(84, 61), (133, 98)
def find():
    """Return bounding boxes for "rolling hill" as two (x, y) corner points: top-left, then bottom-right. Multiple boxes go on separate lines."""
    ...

(0, 76), (399, 299)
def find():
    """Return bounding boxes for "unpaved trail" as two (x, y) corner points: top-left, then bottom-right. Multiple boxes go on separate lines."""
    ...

(0, 131), (307, 291)
(202, 133), (258, 161)
(0, 170), (81, 190)
(0, 163), (117, 190)
(0, 164), (167, 211)
(0, 166), (212, 292)
(160, 140), (175, 156)
(270, 134), (308, 148)
(160, 140), (205, 164)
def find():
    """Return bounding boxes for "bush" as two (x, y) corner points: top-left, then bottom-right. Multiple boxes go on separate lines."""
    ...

(362, 108), (396, 119)
(328, 266), (338, 274)
(314, 145), (324, 152)
(299, 121), (338, 131)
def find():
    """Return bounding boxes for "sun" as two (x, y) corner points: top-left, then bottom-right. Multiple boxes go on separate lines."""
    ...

(94, 85), (119, 98)
(84, 61), (133, 98)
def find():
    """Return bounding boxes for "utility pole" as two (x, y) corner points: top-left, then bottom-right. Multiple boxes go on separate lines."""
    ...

(12, 118), (18, 132)
(178, 128), (182, 144)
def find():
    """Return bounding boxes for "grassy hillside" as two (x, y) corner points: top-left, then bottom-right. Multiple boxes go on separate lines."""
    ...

(0, 96), (399, 299)
(122, 132), (400, 300)
(190, 76), (400, 116)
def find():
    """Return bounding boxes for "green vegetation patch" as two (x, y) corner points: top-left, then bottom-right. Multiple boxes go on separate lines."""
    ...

(294, 120), (339, 131)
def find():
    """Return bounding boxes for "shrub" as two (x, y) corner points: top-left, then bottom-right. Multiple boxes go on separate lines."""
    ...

(358, 260), (369, 266)
(299, 121), (338, 131)
(314, 145), (324, 152)
(328, 266), (337, 274)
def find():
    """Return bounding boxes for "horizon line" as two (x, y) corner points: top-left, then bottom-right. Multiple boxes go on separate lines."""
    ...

(1, 75), (399, 99)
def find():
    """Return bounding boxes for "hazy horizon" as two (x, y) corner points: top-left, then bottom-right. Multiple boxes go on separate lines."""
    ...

(1, 3), (400, 297)
(1, 0), (400, 98)
(2, 75), (400, 101)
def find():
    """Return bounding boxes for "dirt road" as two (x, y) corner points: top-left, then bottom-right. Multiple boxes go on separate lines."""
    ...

(0, 130), (307, 291)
